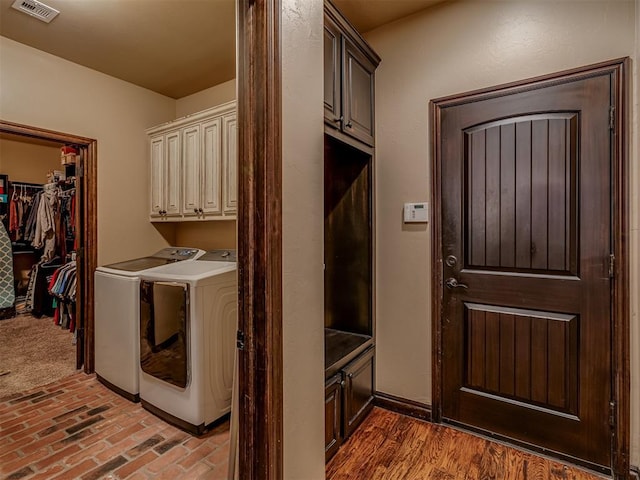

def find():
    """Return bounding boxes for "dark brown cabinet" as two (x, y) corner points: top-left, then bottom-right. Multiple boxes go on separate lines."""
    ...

(324, 0), (380, 147)
(323, 14), (342, 129)
(342, 347), (375, 437)
(324, 347), (375, 461)
(324, 0), (379, 464)
(324, 373), (343, 461)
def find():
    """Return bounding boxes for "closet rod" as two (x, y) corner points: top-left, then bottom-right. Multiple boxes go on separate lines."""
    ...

(10, 182), (43, 189)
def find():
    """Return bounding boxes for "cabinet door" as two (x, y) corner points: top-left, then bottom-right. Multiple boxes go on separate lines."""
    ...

(201, 118), (223, 216)
(324, 15), (342, 129)
(342, 38), (376, 146)
(165, 131), (182, 216)
(149, 135), (165, 217)
(222, 114), (237, 214)
(325, 374), (343, 461)
(182, 125), (201, 217)
(342, 347), (374, 438)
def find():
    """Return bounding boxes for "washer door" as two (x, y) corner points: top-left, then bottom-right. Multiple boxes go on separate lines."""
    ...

(140, 280), (190, 388)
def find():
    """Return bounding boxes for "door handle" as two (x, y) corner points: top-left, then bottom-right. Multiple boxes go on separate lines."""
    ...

(445, 278), (468, 289)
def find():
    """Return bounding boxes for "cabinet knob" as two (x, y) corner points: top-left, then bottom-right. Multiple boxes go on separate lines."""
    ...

(333, 116), (343, 124)
(198, 208), (203, 214)
(340, 380), (345, 388)
(345, 121), (353, 128)
(194, 208), (199, 214)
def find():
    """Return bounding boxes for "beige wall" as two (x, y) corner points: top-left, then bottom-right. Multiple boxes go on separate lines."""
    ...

(282, 0), (325, 478)
(364, 0), (639, 465)
(174, 221), (236, 250)
(0, 138), (61, 184)
(175, 78), (236, 117)
(0, 37), (176, 265)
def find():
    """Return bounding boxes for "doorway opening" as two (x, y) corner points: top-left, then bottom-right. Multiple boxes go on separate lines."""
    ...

(0, 120), (97, 398)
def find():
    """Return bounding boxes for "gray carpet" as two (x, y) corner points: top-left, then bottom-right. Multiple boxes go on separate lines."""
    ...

(0, 313), (78, 399)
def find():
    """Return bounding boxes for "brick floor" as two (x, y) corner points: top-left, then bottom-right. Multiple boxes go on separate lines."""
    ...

(0, 373), (230, 479)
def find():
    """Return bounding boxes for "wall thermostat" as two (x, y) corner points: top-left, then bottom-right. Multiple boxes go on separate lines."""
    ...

(404, 202), (429, 223)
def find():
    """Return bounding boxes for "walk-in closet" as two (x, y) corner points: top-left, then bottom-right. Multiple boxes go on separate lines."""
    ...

(0, 133), (80, 397)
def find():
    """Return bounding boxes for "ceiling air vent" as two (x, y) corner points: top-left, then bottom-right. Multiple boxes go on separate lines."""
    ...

(11, 0), (59, 23)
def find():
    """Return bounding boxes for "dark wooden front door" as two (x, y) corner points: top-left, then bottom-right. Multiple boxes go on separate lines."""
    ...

(434, 67), (617, 469)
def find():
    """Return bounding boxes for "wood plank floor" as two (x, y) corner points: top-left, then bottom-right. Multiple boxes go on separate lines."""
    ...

(326, 408), (608, 480)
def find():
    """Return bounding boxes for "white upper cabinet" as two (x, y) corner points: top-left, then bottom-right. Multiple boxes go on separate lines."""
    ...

(201, 118), (223, 215)
(182, 124), (201, 217)
(146, 101), (236, 222)
(149, 136), (165, 217)
(222, 113), (237, 215)
(149, 130), (182, 218)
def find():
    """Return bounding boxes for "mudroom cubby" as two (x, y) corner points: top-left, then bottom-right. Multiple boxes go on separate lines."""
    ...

(323, 0), (380, 462)
(324, 134), (375, 460)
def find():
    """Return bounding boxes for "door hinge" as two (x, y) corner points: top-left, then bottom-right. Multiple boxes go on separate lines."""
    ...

(236, 330), (245, 351)
(609, 254), (615, 278)
(609, 105), (615, 130)
(609, 401), (616, 428)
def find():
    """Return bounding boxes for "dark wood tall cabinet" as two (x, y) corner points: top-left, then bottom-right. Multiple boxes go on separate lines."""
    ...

(323, 0), (380, 462)
(324, 1), (379, 148)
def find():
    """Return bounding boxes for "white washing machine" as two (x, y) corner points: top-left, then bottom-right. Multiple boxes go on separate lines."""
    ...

(138, 250), (237, 434)
(94, 247), (204, 401)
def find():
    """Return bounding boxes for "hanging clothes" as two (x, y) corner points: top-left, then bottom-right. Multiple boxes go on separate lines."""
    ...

(8, 185), (38, 242)
(56, 190), (75, 260)
(23, 191), (42, 243)
(48, 261), (77, 332)
(14, 178), (78, 318)
(25, 256), (62, 318)
(9, 193), (19, 235)
(33, 188), (58, 262)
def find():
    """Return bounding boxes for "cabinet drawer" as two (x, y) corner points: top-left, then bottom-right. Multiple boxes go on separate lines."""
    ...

(342, 346), (374, 438)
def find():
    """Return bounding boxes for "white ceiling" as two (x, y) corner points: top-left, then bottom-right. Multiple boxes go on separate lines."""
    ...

(0, 0), (442, 99)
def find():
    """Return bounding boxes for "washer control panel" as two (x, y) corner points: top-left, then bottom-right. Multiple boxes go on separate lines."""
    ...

(154, 247), (202, 261)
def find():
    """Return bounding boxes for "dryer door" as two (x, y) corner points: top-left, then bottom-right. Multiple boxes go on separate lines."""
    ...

(140, 280), (190, 388)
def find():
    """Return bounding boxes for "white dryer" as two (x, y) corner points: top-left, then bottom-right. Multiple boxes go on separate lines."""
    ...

(94, 247), (204, 401)
(137, 250), (237, 434)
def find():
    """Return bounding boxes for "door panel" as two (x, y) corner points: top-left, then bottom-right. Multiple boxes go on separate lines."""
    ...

(202, 118), (223, 215)
(324, 15), (341, 127)
(150, 136), (165, 217)
(466, 115), (578, 274)
(165, 131), (182, 217)
(343, 38), (375, 146)
(464, 303), (578, 415)
(223, 113), (238, 214)
(182, 125), (201, 216)
(438, 73), (612, 467)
